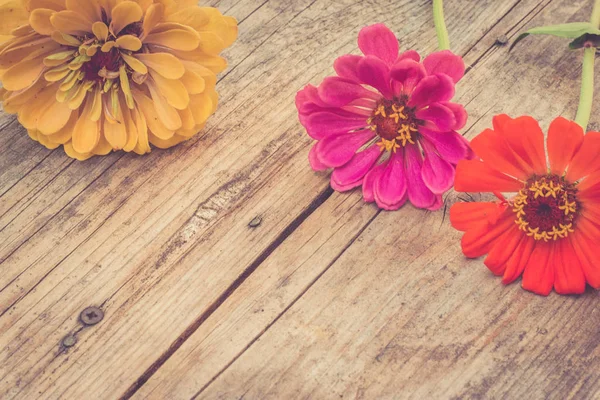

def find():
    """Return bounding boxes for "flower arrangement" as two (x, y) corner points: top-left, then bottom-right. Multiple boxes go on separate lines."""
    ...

(0, 0), (237, 160)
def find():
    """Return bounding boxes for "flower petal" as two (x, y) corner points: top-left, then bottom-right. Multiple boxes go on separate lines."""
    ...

(374, 151), (408, 210)
(405, 144), (437, 209)
(303, 111), (367, 140)
(357, 55), (392, 98)
(318, 77), (377, 107)
(363, 161), (387, 203)
(553, 239), (586, 295)
(450, 202), (501, 232)
(566, 131), (600, 182)
(484, 225), (524, 276)
(571, 231), (600, 289)
(469, 128), (532, 180)
(461, 209), (515, 258)
(390, 59), (426, 94)
(331, 145), (381, 191)
(521, 241), (554, 296)
(455, 159), (524, 192)
(416, 103), (456, 132)
(547, 116), (584, 176)
(357, 23), (398, 65)
(421, 139), (455, 194)
(333, 54), (362, 82)
(440, 102), (467, 130)
(497, 115), (547, 175)
(420, 129), (469, 165)
(308, 143), (328, 171)
(502, 235), (536, 284)
(408, 73), (455, 108)
(423, 50), (465, 83)
(315, 129), (375, 168)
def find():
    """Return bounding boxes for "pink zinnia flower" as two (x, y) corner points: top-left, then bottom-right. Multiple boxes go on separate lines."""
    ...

(296, 24), (473, 210)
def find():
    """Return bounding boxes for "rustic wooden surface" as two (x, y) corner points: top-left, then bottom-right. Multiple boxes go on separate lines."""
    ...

(1, 0), (599, 399)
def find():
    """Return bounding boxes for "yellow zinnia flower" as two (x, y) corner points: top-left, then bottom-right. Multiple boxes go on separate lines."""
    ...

(0, 0), (237, 160)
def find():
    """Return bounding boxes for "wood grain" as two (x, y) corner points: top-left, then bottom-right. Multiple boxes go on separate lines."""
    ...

(0, 0), (598, 399)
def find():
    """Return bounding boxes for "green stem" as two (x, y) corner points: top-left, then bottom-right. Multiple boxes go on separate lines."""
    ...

(575, 0), (600, 130)
(433, 0), (450, 50)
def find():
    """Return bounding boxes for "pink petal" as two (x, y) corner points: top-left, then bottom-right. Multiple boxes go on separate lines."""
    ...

(420, 128), (469, 164)
(405, 144), (437, 209)
(397, 49), (421, 63)
(423, 50), (465, 83)
(357, 23), (399, 66)
(334, 54), (362, 82)
(428, 195), (444, 211)
(309, 143), (328, 171)
(416, 103), (456, 132)
(363, 161), (387, 203)
(390, 59), (426, 94)
(441, 102), (468, 130)
(421, 139), (456, 194)
(305, 111), (367, 140)
(374, 151), (408, 210)
(357, 56), (392, 98)
(319, 77), (378, 107)
(331, 145), (381, 191)
(315, 129), (375, 168)
(408, 74), (455, 108)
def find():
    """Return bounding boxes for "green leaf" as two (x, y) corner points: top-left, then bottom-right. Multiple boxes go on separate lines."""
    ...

(510, 22), (600, 51)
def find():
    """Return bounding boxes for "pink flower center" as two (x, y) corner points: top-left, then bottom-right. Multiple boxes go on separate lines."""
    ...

(367, 98), (420, 153)
(513, 175), (579, 241)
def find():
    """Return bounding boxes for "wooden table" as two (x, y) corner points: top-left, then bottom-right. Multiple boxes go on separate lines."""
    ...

(1, 0), (599, 399)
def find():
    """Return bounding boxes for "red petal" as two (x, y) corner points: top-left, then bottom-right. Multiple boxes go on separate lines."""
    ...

(502, 235), (536, 284)
(460, 209), (514, 258)
(470, 128), (532, 180)
(455, 160), (523, 193)
(521, 241), (554, 296)
(501, 116), (547, 175)
(450, 202), (501, 232)
(484, 226), (524, 276)
(566, 131), (600, 181)
(547, 117), (584, 175)
(554, 239), (586, 295)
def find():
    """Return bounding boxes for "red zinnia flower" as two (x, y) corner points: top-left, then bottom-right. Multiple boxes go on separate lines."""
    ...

(296, 24), (473, 211)
(451, 115), (600, 295)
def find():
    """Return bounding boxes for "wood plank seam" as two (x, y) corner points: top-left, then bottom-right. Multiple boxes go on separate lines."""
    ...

(191, 208), (383, 399)
(119, 186), (334, 399)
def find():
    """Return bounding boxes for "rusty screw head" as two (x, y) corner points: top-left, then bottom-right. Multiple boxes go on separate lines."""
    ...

(61, 334), (77, 348)
(248, 216), (263, 228)
(80, 306), (104, 326)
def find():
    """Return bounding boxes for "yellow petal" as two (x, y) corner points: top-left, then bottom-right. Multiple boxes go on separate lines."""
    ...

(29, 8), (56, 36)
(92, 21), (108, 41)
(179, 68), (205, 94)
(135, 52), (183, 79)
(119, 64), (134, 109)
(38, 93), (73, 135)
(0, 0), (29, 35)
(145, 27), (200, 51)
(132, 105), (150, 154)
(120, 97), (138, 152)
(27, 0), (65, 12)
(148, 131), (186, 149)
(92, 132), (113, 155)
(115, 35), (142, 51)
(197, 31), (225, 55)
(44, 64), (70, 81)
(166, 7), (209, 31)
(149, 69), (188, 110)
(121, 52), (148, 74)
(51, 31), (81, 46)
(2, 55), (45, 91)
(47, 111), (77, 144)
(145, 80), (182, 131)
(141, 3), (163, 39)
(72, 97), (100, 153)
(132, 88), (175, 139)
(51, 11), (94, 35)
(66, 0), (101, 23)
(101, 41), (116, 52)
(189, 91), (213, 126)
(178, 106), (195, 130)
(64, 141), (94, 161)
(110, 0), (143, 35)
(90, 85), (103, 121)
(103, 113), (127, 150)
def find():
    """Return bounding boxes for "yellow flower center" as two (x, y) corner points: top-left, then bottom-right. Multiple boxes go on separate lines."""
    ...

(513, 175), (579, 242)
(368, 98), (420, 153)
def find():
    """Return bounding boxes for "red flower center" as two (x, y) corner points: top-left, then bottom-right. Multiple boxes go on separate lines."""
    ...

(368, 98), (420, 152)
(81, 48), (121, 82)
(513, 175), (579, 241)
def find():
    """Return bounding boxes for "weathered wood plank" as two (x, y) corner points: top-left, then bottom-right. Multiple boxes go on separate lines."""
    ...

(131, 0), (567, 398)
(197, 1), (600, 399)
